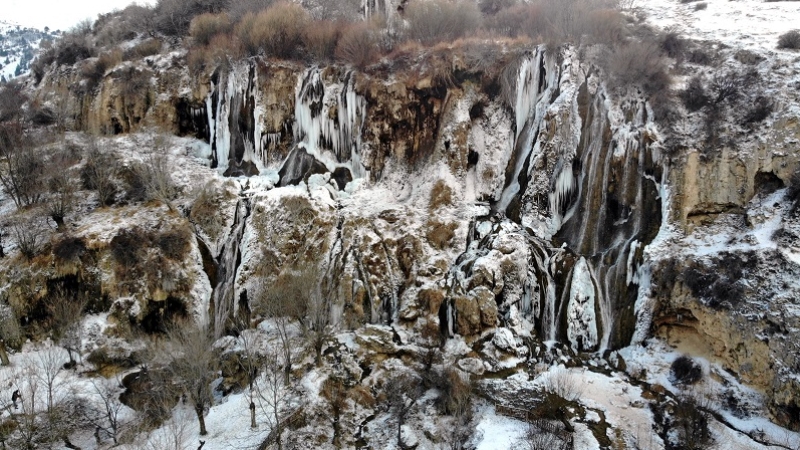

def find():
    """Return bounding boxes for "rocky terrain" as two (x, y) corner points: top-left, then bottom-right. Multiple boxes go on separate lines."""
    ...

(0, 0), (799, 449)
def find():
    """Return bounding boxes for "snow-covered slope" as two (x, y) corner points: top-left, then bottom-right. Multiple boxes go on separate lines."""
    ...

(0, 20), (59, 81)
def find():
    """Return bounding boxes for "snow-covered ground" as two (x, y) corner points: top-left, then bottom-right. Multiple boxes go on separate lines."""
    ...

(641, 0), (800, 52)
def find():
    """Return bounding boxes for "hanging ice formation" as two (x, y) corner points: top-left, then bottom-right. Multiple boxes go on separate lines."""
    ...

(447, 46), (663, 352)
(204, 64), (265, 177)
(279, 67), (367, 187)
(211, 196), (252, 339)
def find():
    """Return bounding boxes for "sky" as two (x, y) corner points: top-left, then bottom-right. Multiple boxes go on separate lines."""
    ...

(3, 0), (155, 31)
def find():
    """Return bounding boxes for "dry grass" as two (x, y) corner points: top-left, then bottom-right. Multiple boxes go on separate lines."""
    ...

(429, 180), (454, 211)
(302, 20), (342, 62)
(426, 220), (457, 250)
(235, 2), (309, 58)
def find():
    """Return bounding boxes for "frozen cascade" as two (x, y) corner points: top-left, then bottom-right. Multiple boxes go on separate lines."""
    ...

(290, 67), (367, 181)
(206, 64), (263, 176)
(566, 257), (598, 350)
(495, 47), (559, 214)
(211, 195), (252, 339)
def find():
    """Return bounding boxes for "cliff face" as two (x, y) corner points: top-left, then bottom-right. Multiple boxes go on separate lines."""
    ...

(29, 38), (800, 426)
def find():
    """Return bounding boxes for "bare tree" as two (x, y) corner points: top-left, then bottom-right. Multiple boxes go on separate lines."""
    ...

(161, 323), (217, 436)
(253, 272), (303, 384)
(44, 167), (79, 230)
(47, 288), (87, 366)
(8, 215), (47, 260)
(83, 377), (130, 445)
(384, 373), (423, 448)
(0, 301), (21, 366)
(0, 123), (46, 208)
(80, 136), (118, 207)
(35, 344), (66, 413)
(254, 341), (295, 450)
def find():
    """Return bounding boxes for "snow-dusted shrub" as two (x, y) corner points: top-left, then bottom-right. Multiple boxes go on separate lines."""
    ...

(693, 2), (707, 11)
(604, 40), (671, 96)
(405, 0), (482, 45)
(777, 30), (800, 50)
(235, 2), (310, 58)
(110, 227), (150, 267)
(227, 0), (275, 22)
(429, 179), (454, 211)
(335, 21), (381, 69)
(742, 95), (773, 125)
(80, 142), (118, 207)
(542, 368), (583, 402)
(681, 76), (709, 112)
(153, 0), (229, 36)
(427, 367), (473, 416)
(670, 355), (702, 385)
(660, 30), (686, 60)
(124, 38), (163, 60)
(189, 12), (233, 46)
(487, 3), (546, 38)
(515, 419), (572, 450)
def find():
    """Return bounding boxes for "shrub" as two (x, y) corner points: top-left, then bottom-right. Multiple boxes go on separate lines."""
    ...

(660, 31), (686, 59)
(542, 367), (583, 401)
(428, 367), (472, 416)
(742, 95), (773, 125)
(153, 0), (229, 36)
(429, 180), (454, 210)
(670, 355), (703, 385)
(405, 0), (482, 45)
(110, 227), (150, 266)
(157, 229), (191, 260)
(488, 3), (547, 39)
(53, 236), (86, 262)
(228, 0), (275, 21)
(426, 220), (457, 250)
(479, 0), (517, 15)
(604, 41), (671, 96)
(82, 50), (122, 92)
(80, 142), (118, 207)
(9, 217), (46, 260)
(190, 13), (233, 46)
(734, 49), (764, 66)
(335, 22), (380, 69)
(124, 39), (163, 60)
(777, 30), (800, 50)
(681, 76), (709, 112)
(236, 2), (309, 58)
(303, 20), (342, 62)
(694, 2), (707, 11)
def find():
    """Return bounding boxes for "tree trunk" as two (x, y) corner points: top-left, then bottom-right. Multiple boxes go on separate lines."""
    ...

(250, 402), (256, 429)
(0, 341), (10, 366)
(52, 215), (64, 229)
(196, 406), (207, 436)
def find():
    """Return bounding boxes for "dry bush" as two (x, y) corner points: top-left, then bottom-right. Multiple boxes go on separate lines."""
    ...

(190, 12), (233, 46)
(303, 20), (342, 62)
(0, 123), (46, 208)
(405, 0), (482, 45)
(673, 394), (712, 450)
(742, 95), (773, 125)
(122, 151), (178, 210)
(429, 180), (454, 210)
(488, 3), (547, 39)
(190, 181), (234, 241)
(152, 0), (229, 36)
(0, 82), (27, 123)
(9, 216), (48, 260)
(604, 40), (671, 96)
(236, 2), (309, 58)
(156, 228), (192, 261)
(188, 33), (242, 74)
(426, 220), (457, 250)
(123, 39), (163, 60)
(681, 76), (709, 112)
(228, 0), (275, 21)
(777, 30), (800, 50)
(110, 227), (150, 267)
(80, 141), (118, 207)
(427, 367), (472, 416)
(479, 0), (517, 15)
(82, 50), (122, 92)
(52, 235), (86, 263)
(542, 368), (583, 402)
(335, 21), (381, 69)
(670, 355), (703, 385)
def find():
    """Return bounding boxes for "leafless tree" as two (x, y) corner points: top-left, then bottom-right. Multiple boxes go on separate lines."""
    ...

(254, 342), (295, 450)
(0, 123), (46, 208)
(253, 272), (304, 384)
(160, 323), (217, 436)
(384, 373), (423, 448)
(8, 214), (48, 260)
(47, 288), (87, 366)
(35, 344), (66, 413)
(0, 301), (21, 366)
(81, 136), (118, 207)
(83, 377), (130, 445)
(44, 167), (79, 230)
(234, 329), (261, 429)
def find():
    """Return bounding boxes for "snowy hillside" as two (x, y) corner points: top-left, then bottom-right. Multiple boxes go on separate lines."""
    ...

(0, 20), (59, 81)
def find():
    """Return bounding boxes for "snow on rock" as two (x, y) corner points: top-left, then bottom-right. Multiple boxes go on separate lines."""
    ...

(566, 257), (599, 352)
